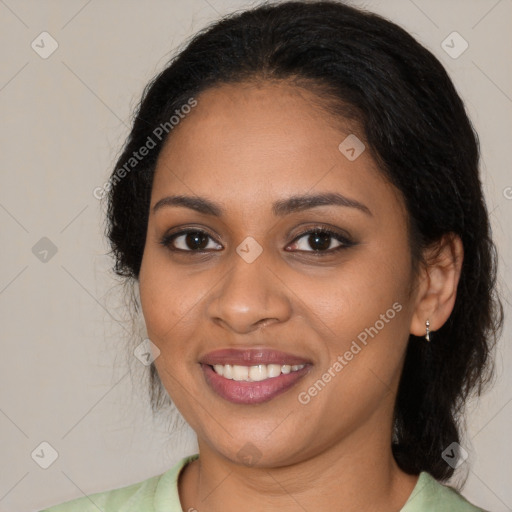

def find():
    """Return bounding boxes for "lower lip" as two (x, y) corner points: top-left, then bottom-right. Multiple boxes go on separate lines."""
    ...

(201, 364), (310, 404)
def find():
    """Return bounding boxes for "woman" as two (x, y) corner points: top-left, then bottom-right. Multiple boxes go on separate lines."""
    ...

(41, 1), (503, 510)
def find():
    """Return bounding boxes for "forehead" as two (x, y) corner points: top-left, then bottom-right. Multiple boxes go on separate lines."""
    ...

(151, 81), (403, 221)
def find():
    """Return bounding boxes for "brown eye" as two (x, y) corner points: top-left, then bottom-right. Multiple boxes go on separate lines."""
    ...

(161, 230), (222, 252)
(288, 227), (354, 253)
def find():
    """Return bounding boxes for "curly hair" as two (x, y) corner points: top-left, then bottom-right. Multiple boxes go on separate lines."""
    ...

(105, 0), (503, 481)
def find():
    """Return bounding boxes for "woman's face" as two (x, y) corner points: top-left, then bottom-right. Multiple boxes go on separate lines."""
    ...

(139, 81), (420, 467)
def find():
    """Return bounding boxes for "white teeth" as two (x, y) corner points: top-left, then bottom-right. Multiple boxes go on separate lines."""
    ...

(281, 365), (291, 374)
(267, 364), (282, 378)
(211, 363), (305, 381)
(249, 364), (267, 381)
(232, 365), (249, 380)
(223, 364), (233, 379)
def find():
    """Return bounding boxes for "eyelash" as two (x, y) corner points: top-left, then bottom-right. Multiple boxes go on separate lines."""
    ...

(159, 226), (355, 256)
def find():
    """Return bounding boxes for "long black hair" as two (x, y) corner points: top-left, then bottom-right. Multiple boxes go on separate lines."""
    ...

(105, 0), (503, 481)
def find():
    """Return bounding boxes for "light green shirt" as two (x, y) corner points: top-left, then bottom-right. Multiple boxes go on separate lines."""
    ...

(40, 454), (486, 511)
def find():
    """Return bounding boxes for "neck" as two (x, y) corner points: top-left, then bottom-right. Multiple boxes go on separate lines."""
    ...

(179, 418), (419, 512)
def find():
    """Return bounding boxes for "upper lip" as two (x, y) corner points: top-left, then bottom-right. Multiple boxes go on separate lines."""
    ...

(199, 348), (312, 366)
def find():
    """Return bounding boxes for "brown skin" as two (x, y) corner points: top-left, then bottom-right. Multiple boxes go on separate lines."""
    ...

(138, 81), (463, 512)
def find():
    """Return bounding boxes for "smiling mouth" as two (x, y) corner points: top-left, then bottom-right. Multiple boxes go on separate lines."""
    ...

(210, 363), (306, 381)
(201, 362), (311, 404)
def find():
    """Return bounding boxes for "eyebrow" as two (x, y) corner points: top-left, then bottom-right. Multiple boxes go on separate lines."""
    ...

(152, 192), (372, 217)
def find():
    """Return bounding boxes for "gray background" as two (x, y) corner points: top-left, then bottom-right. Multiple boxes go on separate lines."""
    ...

(0, 0), (511, 511)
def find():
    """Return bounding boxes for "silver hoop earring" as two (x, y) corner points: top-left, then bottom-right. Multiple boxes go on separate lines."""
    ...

(425, 319), (430, 342)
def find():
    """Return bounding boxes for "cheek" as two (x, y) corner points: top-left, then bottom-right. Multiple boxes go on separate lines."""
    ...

(300, 245), (410, 331)
(297, 246), (412, 393)
(138, 249), (203, 346)
(295, 272), (410, 424)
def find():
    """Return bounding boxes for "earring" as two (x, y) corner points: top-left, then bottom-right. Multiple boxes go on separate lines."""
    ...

(425, 319), (430, 342)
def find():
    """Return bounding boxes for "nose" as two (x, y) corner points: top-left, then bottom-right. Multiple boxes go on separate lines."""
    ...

(206, 251), (293, 335)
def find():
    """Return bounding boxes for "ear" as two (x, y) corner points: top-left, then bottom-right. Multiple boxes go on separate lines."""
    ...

(410, 233), (464, 338)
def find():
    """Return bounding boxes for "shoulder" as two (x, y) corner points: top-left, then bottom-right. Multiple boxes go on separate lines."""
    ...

(402, 471), (489, 512)
(38, 454), (198, 512)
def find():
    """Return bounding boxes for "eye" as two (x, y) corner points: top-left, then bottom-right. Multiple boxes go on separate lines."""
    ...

(160, 226), (355, 255)
(287, 227), (354, 253)
(160, 229), (222, 252)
